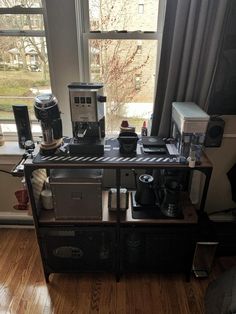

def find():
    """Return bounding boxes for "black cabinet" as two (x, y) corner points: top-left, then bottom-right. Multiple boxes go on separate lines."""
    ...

(121, 226), (196, 274)
(24, 147), (212, 282)
(39, 227), (115, 276)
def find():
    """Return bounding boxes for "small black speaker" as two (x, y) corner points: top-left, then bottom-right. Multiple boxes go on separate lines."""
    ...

(204, 117), (225, 147)
(12, 105), (33, 149)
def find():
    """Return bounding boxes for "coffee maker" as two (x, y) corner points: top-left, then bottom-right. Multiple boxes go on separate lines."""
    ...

(68, 82), (106, 156)
(131, 170), (183, 219)
(34, 94), (63, 155)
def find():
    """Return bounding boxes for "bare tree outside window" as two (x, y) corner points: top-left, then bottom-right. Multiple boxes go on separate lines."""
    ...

(87, 0), (159, 133)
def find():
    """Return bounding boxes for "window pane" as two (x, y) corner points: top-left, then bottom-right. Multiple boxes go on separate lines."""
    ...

(89, 0), (159, 32)
(0, 36), (51, 120)
(0, 97), (40, 120)
(89, 39), (157, 133)
(1, 122), (41, 133)
(0, 14), (44, 31)
(0, 0), (42, 8)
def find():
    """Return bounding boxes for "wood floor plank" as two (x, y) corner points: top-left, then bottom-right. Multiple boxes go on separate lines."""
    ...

(0, 228), (236, 314)
(116, 278), (126, 314)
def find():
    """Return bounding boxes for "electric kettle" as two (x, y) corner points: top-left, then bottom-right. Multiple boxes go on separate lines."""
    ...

(135, 174), (156, 206)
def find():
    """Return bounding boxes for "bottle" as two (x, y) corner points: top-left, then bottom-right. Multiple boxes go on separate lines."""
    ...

(40, 178), (53, 210)
(147, 113), (153, 136)
(187, 149), (196, 168)
(141, 121), (147, 136)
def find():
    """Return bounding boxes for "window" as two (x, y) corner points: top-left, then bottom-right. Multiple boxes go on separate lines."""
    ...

(0, 0), (50, 135)
(77, 0), (166, 134)
(137, 40), (142, 55)
(135, 74), (141, 91)
(138, 4), (144, 14)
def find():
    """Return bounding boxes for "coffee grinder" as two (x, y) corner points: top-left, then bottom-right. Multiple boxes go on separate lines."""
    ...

(68, 82), (106, 155)
(34, 94), (63, 155)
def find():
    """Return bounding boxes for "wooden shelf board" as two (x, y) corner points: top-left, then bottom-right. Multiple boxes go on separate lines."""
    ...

(38, 191), (197, 225)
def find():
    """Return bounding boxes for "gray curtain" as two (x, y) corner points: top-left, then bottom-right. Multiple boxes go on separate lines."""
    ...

(152, 0), (230, 137)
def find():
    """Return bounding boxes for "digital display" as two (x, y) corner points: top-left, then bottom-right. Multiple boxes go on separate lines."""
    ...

(86, 97), (92, 104)
(80, 97), (86, 104)
(74, 97), (80, 104)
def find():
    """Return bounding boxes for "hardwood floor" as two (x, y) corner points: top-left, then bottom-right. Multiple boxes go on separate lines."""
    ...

(0, 228), (235, 314)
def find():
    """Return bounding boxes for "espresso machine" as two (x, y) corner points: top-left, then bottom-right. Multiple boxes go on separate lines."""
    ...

(34, 94), (63, 155)
(68, 82), (106, 156)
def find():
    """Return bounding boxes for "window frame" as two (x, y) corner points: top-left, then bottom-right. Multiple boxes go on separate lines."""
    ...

(75, 0), (166, 83)
(0, 3), (49, 138)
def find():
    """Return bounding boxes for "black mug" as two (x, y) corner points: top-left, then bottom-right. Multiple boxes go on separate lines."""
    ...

(118, 132), (138, 155)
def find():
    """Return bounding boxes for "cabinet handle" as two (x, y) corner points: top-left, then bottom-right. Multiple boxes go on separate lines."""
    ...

(71, 192), (83, 200)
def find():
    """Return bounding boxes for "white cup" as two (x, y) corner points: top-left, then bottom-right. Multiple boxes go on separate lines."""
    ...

(41, 189), (53, 210)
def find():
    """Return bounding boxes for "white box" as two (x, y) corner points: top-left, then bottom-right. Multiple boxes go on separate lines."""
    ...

(172, 102), (209, 134)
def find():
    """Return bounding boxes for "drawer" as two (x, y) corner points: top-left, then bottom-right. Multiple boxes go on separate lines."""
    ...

(39, 227), (115, 272)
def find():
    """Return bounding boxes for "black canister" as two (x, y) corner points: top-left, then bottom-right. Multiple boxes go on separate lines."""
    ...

(118, 132), (138, 155)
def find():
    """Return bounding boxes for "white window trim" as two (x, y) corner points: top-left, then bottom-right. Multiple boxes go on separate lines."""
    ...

(75, 0), (166, 83)
(0, 7), (43, 14)
(0, 29), (44, 36)
(0, 7), (44, 36)
(1, 121), (42, 141)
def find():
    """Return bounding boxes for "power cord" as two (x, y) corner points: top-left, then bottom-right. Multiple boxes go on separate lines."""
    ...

(0, 169), (12, 175)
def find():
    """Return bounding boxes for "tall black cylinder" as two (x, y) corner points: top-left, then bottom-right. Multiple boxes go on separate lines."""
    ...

(12, 105), (33, 149)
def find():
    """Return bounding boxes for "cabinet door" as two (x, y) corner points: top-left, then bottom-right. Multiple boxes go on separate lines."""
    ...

(121, 226), (196, 272)
(39, 227), (115, 272)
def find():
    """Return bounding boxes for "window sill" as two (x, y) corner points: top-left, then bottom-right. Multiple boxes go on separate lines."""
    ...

(0, 141), (25, 156)
(0, 142), (25, 165)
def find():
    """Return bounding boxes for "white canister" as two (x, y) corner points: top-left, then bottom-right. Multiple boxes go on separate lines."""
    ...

(41, 188), (53, 210)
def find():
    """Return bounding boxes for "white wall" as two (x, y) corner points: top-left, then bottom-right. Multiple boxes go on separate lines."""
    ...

(0, 144), (34, 223)
(44, 0), (80, 137)
(205, 116), (236, 212)
(0, 165), (22, 212)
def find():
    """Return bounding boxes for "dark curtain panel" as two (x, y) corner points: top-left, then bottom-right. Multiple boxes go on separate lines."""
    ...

(152, 0), (230, 137)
